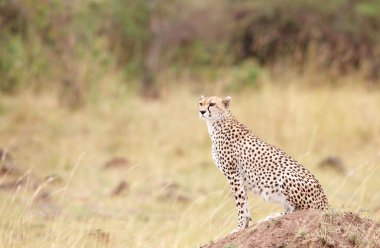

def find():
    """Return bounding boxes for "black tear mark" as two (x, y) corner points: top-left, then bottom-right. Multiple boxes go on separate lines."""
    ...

(208, 105), (212, 117)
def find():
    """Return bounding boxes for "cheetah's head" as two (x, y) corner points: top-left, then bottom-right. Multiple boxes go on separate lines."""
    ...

(198, 95), (232, 121)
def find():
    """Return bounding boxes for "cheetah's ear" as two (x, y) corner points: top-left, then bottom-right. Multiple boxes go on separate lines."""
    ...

(222, 96), (232, 108)
(201, 95), (205, 99)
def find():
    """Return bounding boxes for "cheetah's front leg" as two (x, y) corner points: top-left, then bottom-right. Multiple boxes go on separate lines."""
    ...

(227, 173), (251, 232)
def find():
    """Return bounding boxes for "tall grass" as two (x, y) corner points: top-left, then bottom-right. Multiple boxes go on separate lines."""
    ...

(0, 77), (379, 247)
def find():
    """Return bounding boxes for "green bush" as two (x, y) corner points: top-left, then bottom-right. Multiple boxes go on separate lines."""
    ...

(229, 60), (261, 91)
(0, 35), (26, 92)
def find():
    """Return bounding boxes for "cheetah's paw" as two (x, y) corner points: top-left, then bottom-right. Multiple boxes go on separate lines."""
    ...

(256, 212), (285, 224)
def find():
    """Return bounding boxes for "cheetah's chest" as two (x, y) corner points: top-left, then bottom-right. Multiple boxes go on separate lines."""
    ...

(211, 137), (233, 171)
(211, 141), (223, 171)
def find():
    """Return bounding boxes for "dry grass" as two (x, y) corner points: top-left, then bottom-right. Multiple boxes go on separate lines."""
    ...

(0, 78), (379, 247)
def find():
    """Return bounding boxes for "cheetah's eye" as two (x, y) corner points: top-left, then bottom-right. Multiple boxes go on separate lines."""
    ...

(199, 103), (203, 106)
(209, 103), (215, 107)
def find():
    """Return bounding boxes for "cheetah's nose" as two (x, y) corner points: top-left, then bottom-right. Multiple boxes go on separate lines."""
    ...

(200, 110), (206, 115)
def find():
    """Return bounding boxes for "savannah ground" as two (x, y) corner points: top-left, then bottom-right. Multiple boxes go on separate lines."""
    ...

(0, 72), (379, 247)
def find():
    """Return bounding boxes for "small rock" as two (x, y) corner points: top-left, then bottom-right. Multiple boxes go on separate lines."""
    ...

(174, 147), (185, 157)
(318, 156), (345, 174)
(86, 229), (110, 244)
(0, 148), (22, 175)
(104, 157), (131, 170)
(110, 181), (129, 197)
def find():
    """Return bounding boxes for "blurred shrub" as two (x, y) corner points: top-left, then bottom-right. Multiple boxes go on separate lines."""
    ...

(106, 0), (232, 73)
(229, 60), (261, 91)
(1, 0), (380, 99)
(0, 35), (25, 92)
(105, 0), (150, 76)
(231, 0), (380, 79)
(0, 0), (114, 106)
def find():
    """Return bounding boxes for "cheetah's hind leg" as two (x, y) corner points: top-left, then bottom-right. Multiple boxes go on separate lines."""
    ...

(256, 212), (285, 224)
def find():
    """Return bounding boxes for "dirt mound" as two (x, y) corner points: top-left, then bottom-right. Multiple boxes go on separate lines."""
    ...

(202, 210), (379, 248)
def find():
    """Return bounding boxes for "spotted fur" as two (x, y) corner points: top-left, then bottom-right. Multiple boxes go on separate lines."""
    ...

(198, 96), (328, 231)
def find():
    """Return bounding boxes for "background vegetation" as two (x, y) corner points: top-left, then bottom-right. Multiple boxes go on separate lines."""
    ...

(1, 0), (380, 100)
(0, 0), (379, 247)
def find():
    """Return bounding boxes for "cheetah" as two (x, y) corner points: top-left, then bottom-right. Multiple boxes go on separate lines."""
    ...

(198, 95), (328, 231)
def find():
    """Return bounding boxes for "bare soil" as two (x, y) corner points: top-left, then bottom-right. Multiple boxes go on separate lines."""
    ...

(201, 210), (380, 248)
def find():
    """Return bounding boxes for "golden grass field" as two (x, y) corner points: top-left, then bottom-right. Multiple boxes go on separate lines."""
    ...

(0, 75), (379, 247)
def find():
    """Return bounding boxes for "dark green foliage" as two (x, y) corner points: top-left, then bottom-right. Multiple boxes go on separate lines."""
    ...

(106, 0), (150, 73)
(228, 60), (261, 91)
